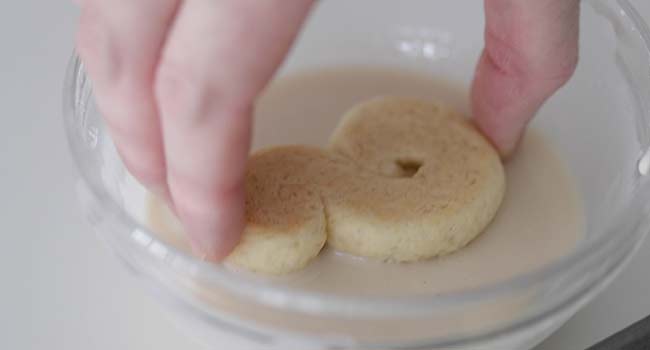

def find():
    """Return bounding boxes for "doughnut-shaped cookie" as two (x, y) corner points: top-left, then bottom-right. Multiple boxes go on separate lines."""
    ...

(226, 147), (330, 274)
(228, 97), (505, 273)
(326, 97), (505, 261)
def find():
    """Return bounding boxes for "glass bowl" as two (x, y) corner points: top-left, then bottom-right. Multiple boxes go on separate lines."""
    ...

(63, 0), (650, 349)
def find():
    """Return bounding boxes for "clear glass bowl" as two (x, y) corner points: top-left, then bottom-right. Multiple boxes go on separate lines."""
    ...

(63, 1), (650, 349)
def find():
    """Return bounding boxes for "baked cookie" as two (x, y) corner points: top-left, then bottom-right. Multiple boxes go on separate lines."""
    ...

(230, 97), (505, 273)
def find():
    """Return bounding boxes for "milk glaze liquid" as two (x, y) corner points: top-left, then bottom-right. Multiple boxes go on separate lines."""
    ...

(147, 67), (584, 297)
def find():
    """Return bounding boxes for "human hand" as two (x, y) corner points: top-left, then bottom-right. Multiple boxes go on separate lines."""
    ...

(76, 0), (578, 260)
(471, 0), (579, 156)
(76, 0), (314, 259)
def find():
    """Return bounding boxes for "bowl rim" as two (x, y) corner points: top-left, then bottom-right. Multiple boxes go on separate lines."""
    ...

(63, 0), (650, 321)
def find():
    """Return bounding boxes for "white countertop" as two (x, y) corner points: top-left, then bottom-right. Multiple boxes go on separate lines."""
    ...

(2, 1), (650, 349)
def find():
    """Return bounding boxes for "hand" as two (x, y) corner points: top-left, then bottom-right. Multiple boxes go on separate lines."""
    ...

(76, 0), (314, 259)
(471, 0), (579, 156)
(75, 0), (578, 260)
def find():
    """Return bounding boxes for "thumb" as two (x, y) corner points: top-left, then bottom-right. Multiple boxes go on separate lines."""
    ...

(471, 0), (580, 156)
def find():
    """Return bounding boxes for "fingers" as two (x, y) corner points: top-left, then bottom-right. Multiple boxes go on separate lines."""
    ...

(471, 0), (580, 156)
(77, 0), (312, 260)
(155, 0), (314, 259)
(76, 0), (179, 198)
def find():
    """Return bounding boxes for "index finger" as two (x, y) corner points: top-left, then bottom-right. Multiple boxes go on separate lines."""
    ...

(155, 0), (314, 259)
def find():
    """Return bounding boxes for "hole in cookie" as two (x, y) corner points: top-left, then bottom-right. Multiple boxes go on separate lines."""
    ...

(395, 159), (423, 177)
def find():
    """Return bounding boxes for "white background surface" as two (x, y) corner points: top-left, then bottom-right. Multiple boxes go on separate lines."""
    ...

(2, 1), (650, 349)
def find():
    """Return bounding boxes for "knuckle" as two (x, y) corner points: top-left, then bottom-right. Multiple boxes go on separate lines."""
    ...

(485, 24), (578, 86)
(485, 31), (577, 95)
(484, 27), (528, 77)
